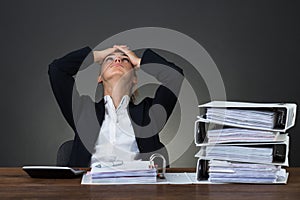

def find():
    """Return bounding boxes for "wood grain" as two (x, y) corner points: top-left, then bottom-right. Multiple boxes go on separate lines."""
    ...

(0, 168), (299, 199)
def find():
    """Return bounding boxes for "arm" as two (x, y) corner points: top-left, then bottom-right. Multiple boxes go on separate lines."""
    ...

(140, 49), (184, 117)
(115, 45), (184, 132)
(48, 46), (117, 131)
(48, 47), (93, 131)
(113, 46), (184, 114)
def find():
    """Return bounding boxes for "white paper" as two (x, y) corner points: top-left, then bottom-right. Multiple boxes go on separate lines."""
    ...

(81, 172), (197, 185)
(206, 108), (275, 129)
(203, 145), (273, 164)
(197, 101), (297, 132)
(81, 172), (288, 185)
(206, 128), (282, 143)
(90, 161), (156, 182)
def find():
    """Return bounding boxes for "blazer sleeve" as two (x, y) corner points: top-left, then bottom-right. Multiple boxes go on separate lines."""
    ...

(48, 47), (93, 131)
(139, 49), (184, 123)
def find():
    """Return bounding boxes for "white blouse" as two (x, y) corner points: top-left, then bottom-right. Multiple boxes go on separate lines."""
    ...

(91, 95), (139, 166)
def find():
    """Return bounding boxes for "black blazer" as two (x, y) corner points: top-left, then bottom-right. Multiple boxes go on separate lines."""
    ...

(48, 47), (184, 167)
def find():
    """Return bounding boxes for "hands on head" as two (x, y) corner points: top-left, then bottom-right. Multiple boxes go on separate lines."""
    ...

(95, 45), (139, 101)
(93, 45), (141, 68)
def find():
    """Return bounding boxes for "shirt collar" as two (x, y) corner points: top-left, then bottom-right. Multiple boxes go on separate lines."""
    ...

(104, 95), (130, 111)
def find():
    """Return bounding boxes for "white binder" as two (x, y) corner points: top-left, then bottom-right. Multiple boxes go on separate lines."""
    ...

(194, 118), (289, 146)
(198, 101), (297, 132)
(195, 158), (289, 184)
(195, 137), (290, 166)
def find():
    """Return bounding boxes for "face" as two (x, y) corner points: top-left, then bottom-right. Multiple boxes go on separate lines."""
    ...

(98, 51), (137, 85)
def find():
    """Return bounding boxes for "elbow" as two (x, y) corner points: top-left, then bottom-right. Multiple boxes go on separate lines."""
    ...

(48, 59), (59, 76)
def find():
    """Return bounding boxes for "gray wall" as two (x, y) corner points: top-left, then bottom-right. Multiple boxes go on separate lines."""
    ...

(0, 0), (299, 167)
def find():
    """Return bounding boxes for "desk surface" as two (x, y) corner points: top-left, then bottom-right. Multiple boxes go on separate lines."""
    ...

(1, 168), (300, 199)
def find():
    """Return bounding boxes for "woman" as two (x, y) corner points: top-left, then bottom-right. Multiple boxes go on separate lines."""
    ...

(48, 45), (184, 167)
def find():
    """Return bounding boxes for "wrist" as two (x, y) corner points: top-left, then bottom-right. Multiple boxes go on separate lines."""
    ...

(136, 58), (141, 68)
(93, 51), (102, 63)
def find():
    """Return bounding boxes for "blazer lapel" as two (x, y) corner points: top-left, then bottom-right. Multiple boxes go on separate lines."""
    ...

(95, 99), (105, 126)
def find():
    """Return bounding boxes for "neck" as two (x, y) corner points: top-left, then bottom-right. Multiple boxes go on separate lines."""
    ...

(103, 83), (131, 108)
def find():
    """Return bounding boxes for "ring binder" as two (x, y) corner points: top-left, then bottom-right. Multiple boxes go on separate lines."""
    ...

(196, 141), (289, 166)
(198, 101), (297, 132)
(149, 153), (166, 179)
(195, 120), (206, 144)
(275, 109), (286, 129)
(194, 101), (296, 184)
(197, 159), (209, 181)
(194, 119), (288, 146)
(273, 144), (286, 163)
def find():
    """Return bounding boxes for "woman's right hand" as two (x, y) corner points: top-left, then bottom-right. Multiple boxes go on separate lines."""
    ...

(113, 45), (141, 68)
(93, 47), (117, 64)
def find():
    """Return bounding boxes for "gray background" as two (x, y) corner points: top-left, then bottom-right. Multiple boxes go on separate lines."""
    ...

(0, 0), (299, 167)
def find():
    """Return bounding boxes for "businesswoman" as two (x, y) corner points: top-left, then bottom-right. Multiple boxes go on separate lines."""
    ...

(48, 45), (184, 167)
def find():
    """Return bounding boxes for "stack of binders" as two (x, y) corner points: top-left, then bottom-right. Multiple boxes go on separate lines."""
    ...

(194, 101), (297, 184)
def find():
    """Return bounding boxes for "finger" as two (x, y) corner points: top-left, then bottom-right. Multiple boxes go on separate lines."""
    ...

(115, 46), (130, 54)
(108, 47), (117, 54)
(114, 45), (128, 49)
(115, 45), (129, 51)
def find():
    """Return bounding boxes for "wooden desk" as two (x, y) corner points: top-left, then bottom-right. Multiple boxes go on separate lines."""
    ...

(0, 168), (300, 199)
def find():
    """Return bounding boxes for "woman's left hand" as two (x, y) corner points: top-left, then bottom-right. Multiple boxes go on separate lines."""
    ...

(113, 45), (141, 68)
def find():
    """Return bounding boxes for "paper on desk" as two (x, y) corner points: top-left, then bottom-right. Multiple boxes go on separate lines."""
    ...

(81, 172), (189, 185)
(91, 161), (151, 173)
(81, 171), (288, 185)
(81, 172), (219, 185)
(89, 160), (157, 183)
